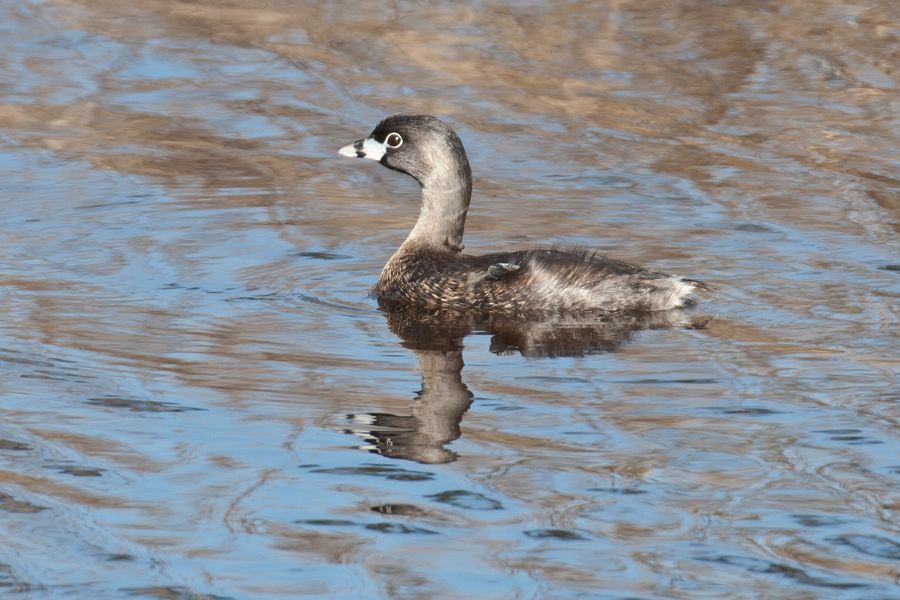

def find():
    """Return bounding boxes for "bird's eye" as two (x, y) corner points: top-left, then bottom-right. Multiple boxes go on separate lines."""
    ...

(385, 132), (403, 148)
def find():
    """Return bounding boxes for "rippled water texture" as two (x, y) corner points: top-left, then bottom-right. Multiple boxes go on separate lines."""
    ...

(1, 1), (899, 598)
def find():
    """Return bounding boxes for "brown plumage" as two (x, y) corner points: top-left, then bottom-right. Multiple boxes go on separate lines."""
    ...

(339, 115), (710, 315)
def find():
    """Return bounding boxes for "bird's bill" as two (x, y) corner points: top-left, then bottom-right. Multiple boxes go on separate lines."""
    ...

(338, 137), (385, 161)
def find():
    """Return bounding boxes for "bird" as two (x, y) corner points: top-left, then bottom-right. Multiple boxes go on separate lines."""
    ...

(338, 114), (709, 314)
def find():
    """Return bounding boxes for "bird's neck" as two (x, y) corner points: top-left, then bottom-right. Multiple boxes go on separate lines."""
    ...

(401, 157), (472, 254)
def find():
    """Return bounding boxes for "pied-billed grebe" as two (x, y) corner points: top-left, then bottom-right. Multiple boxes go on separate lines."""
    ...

(339, 115), (709, 313)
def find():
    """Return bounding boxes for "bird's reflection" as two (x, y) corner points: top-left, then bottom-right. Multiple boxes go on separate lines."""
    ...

(347, 307), (709, 464)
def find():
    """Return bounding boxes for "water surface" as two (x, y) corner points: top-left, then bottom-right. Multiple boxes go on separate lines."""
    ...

(1, 1), (898, 598)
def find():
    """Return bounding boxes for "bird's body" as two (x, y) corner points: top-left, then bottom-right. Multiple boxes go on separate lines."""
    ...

(376, 243), (703, 313)
(339, 115), (708, 315)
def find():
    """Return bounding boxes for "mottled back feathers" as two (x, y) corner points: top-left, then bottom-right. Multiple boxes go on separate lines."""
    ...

(375, 245), (705, 314)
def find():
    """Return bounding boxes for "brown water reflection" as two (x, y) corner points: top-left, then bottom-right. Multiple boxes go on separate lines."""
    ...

(350, 309), (706, 464)
(1, 0), (898, 598)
